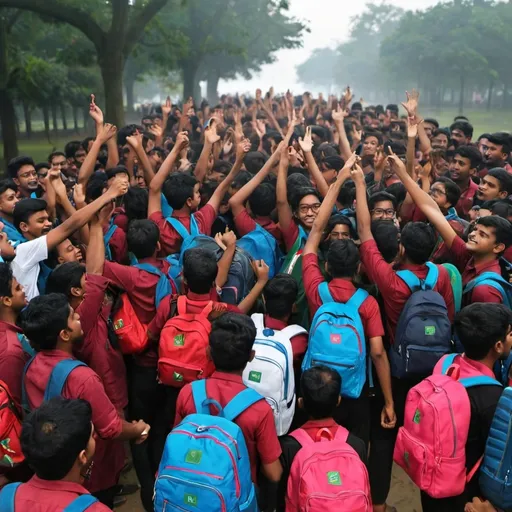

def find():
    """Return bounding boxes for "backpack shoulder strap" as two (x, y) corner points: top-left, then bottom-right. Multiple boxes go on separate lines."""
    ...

(190, 214), (200, 237)
(134, 262), (162, 276)
(63, 494), (99, 512)
(289, 428), (313, 447)
(0, 482), (21, 512)
(44, 360), (86, 401)
(103, 223), (117, 245)
(465, 272), (510, 307)
(396, 270), (421, 291)
(223, 388), (264, 422)
(21, 356), (36, 412)
(346, 288), (370, 311)
(440, 353), (458, 374)
(281, 324), (308, 339)
(424, 262), (439, 290)
(17, 333), (35, 357)
(459, 376), (503, 388)
(318, 282), (334, 304)
(191, 380), (208, 414)
(166, 216), (191, 240)
(334, 425), (350, 443)
(251, 313), (265, 331)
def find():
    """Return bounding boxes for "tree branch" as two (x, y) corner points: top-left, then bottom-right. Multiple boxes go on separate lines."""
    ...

(0, 0), (105, 51)
(124, 0), (169, 56)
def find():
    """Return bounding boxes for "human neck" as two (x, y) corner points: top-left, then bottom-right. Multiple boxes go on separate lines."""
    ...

(55, 340), (74, 355)
(59, 464), (84, 485)
(0, 211), (13, 224)
(456, 178), (471, 193)
(474, 354), (497, 372)
(0, 307), (18, 325)
(472, 251), (497, 266)
(172, 205), (191, 216)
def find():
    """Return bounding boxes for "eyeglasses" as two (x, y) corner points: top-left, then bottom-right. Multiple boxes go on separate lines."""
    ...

(372, 208), (395, 218)
(429, 187), (446, 197)
(37, 172), (48, 179)
(19, 170), (37, 179)
(298, 203), (321, 214)
(52, 161), (66, 168)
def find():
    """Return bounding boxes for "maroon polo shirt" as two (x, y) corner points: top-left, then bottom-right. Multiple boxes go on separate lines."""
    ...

(302, 253), (385, 340)
(360, 239), (455, 344)
(102, 224), (127, 264)
(455, 179), (478, 220)
(103, 258), (177, 367)
(23, 350), (124, 492)
(449, 236), (503, 305)
(149, 204), (217, 257)
(281, 222), (300, 253)
(10, 475), (111, 511)
(75, 274), (128, 411)
(174, 371), (282, 483)
(0, 321), (29, 404)
(234, 209), (284, 244)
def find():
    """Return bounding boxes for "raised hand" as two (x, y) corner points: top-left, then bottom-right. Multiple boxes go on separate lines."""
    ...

(298, 125), (313, 153)
(174, 131), (190, 152)
(108, 176), (129, 198)
(73, 183), (86, 206)
(98, 123), (117, 144)
(236, 138), (251, 160)
(332, 105), (349, 124)
(386, 147), (407, 175)
(350, 163), (365, 185)
(126, 132), (143, 150)
(401, 89), (420, 118)
(89, 94), (104, 125)
(205, 124), (221, 145)
(161, 96), (172, 117)
(251, 259), (270, 283)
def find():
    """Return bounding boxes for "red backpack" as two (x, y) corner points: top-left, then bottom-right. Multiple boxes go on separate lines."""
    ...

(158, 296), (216, 387)
(112, 294), (149, 354)
(0, 380), (24, 468)
(286, 427), (371, 512)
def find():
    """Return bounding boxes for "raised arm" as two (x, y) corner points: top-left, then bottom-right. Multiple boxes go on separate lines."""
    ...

(389, 151), (457, 248)
(298, 126), (329, 198)
(353, 163), (373, 243)
(237, 260), (270, 314)
(86, 214), (107, 275)
(304, 154), (356, 256)
(406, 117), (417, 178)
(332, 106), (352, 162)
(276, 142), (294, 233)
(195, 124), (220, 183)
(126, 133), (155, 184)
(401, 89), (431, 157)
(214, 231), (236, 289)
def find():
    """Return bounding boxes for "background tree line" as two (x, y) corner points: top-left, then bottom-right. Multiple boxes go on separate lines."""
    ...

(0, 0), (307, 164)
(297, 0), (512, 114)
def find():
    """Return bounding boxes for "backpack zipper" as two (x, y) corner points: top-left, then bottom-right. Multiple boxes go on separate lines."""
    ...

(163, 465), (223, 479)
(312, 359), (355, 370)
(186, 423), (240, 458)
(311, 317), (363, 354)
(254, 355), (287, 401)
(439, 386), (458, 457)
(254, 338), (290, 400)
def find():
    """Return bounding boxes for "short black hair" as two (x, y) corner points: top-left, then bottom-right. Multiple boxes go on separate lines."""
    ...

(424, 118), (439, 129)
(7, 156), (35, 180)
(455, 145), (483, 169)
(476, 215), (512, 249)
(301, 366), (341, 419)
(401, 222), (437, 264)
(368, 191), (397, 211)
(435, 177), (461, 208)
(372, 220), (399, 263)
(48, 151), (66, 164)
(46, 262), (86, 299)
(106, 165), (129, 180)
(327, 240), (359, 278)
(183, 247), (218, 294)
(487, 132), (512, 154)
(290, 187), (320, 212)
(209, 313), (256, 372)
(127, 220), (160, 259)
(450, 121), (473, 139)
(327, 214), (355, 238)
(117, 124), (140, 146)
(0, 178), (17, 196)
(455, 303), (512, 360)
(81, 136), (95, 152)
(163, 173), (198, 209)
(248, 183), (276, 217)
(363, 130), (384, 146)
(488, 168), (512, 196)
(263, 274), (298, 319)
(21, 397), (92, 480)
(124, 187), (149, 221)
(20, 294), (71, 351)
(0, 263), (13, 298)
(64, 141), (82, 160)
(385, 183), (407, 207)
(244, 152), (267, 174)
(85, 173), (108, 202)
(231, 171), (253, 191)
(491, 200), (512, 221)
(12, 198), (48, 230)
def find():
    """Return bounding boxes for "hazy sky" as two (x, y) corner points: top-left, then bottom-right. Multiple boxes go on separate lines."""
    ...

(217, 0), (441, 95)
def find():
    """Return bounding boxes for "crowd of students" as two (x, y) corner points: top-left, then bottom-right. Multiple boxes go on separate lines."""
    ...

(0, 88), (511, 512)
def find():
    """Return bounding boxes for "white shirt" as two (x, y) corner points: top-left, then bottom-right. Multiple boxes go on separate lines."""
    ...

(11, 236), (48, 300)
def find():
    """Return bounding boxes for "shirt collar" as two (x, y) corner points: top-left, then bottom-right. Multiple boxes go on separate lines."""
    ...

(467, 256), (501, 276)
(187, 291), (211, 302)
(210, 371), (244, 385)
(0, 319), (22, 333)
(302, 418), (338, 430)
(28, 474), (90, 495)
(461, 354), (496, 379)
(461, 178), (478, 197)
(263, 315), (287, 331)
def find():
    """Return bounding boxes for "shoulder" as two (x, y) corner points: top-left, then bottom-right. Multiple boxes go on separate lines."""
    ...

(347, 432), (368, 463)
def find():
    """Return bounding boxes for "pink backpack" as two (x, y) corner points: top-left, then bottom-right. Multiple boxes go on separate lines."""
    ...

(394, 353), (502, 498)
(286, 426), (371, 512)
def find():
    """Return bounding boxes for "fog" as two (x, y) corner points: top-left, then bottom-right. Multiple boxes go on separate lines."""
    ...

(218, 0), (441, 95)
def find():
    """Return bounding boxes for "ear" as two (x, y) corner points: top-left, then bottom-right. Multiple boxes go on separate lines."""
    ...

(493, 242), (506, 255)
(469, 167), (477, 177)
(1, 296), (12, 308)
(324, 261), (330, 275)
(499, 190), (508, 199)
(297, 397), (303, 410)
(60, 328), (70, 343)
(248, 349), (255, 363)
(13, 178), (20, 187)
(494, 340), (504, 357)
(70, 287), (82, 298)
(58, 256), (65, 264)
(186, 197), (194, 209)
(19, 222), (29, 234)
(77, 449), (88, 467)
(156, 241), (161, 254)
(336, 395), (342, 407)
(398, 243), (406, 260)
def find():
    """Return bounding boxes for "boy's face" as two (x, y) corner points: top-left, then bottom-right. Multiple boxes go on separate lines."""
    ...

(432, 133), (449, 149)
(477, 175), (507, 201)
(429, 182), (451, 210)
(188, 183), (201, 212)
(449, 154), (474, 184)
(15, 165), (38, 193)
(466, 223), (503, 256)
(296, 194), (321, 228)
(371, 200), (395, 221)
(498, 326), (512, 361)
(0, 188), (19, 215)
(20, 209), (52, 239)
(329, 223), (351, 241)
(61, 306), (84, 344)
(56, 239), (83, 264)
(4, 277), (28, 312)
(484, 142), (507, 167)
(362, 136), (379, 156)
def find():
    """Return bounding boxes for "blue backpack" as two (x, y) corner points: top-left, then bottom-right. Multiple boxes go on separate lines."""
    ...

(479, 386), (512, 510)
(302, 283), (368, 399)
(22, 359), (87, 412)
(0, 483), (98, 512)
(389, 262), (452, 379)
(237, 224), (283, 279)
(464, 272), (512, 308)
(154, 380), (262, 512)
(104, 223), (118, 262)
(129, 258), (177, 308)
(166, 214), (201, 263)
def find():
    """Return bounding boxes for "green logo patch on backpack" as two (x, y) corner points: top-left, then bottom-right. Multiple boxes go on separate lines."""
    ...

(425, 326), (436, 336)
(185, 449), (202, 465)
(173, 371), (183, 382)
(248, 371), (262, 383)
(174, 334), (185, 346)
(184, 493), (198, 506)
(327, 471), (342, 486)
(413, 409), (421, 424)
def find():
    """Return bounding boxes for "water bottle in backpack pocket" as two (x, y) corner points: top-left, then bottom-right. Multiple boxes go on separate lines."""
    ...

(302, 283), (367, 399)
(393, 353), (502, 499)
(389, 262), (453, 379)
(154, 380), (262, 512)
(285, 427), (372, 512)
(243, 313), (307, 436)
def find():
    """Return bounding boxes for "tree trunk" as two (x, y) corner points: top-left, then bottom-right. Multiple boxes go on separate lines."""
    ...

(72, 105), (79, 132)
(23, 101), (32, 138)
(487, 80), (494, 111)
(182, 61), (200, 103)
(60, 103), (68, 130)
(206, 69), (220, 105)
(458, 75), (465, 114)
(0, 90), (18, 167)
(503, 82), (509, 109)
(98, 48), (125, 127)
(125, 75), (135, 115)
(42, 105), (51, 142)
(51, 103), (58, 132)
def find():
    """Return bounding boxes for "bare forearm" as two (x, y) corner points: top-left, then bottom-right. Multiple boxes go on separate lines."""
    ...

(150, 150), (179, 193)
(335, 121), (352, 161)
(86, 222), (105, 275)
(372, 350), (394, 406)
(208, 158), (243, 211)
(106, 138), (119, 169)
(304, 152), (329, 197)
(238, 280), (266, 314)
(417, 122), (431, 156)
(355, 182), (372, 241)
(79, 140), (102, 186)
(406, 135), (415, 178)
(216, 246), (235, 288)
(135, 147), (155, 184)
(194, 142), (213, 183)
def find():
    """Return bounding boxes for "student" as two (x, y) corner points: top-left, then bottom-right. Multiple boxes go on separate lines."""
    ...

(9, 177), (128, 300)
(276, 366), (368, 511)
(476, 168), (512, 203)
(482, 132), (512, 174)
(303, 157), (395, 447)
(0, 398), (111, 511)
(368, 191), (397, 221)
(421, 303), (512, 512)
(20, 294), (149, 508)
(0, 263), (30, 404)
(45, 213), (128, 414)
(148, 132), (247, 256)
(450, 121), (473, 145)
(390, 152), (512, 305)
(7, 156), (40, 199)
(0, 180), (23, 245)
(174, 313), (283, 486)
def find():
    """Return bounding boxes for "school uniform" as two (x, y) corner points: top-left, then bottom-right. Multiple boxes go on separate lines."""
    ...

(234, 209), (284, 244)
(275, 419), (367, 512)
(7, 475), (111, 512)
(149, 204), (217, 257)
(24, 350), (125, 496)
(75, 274), (128, 412)
(281, 222), (302, 253)
(102, 223), (128, 264)
(174, 371), (282, 484)
(456, 179), (479, 219)
(449, 236), (504, 305)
